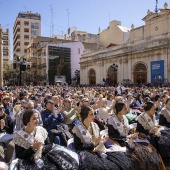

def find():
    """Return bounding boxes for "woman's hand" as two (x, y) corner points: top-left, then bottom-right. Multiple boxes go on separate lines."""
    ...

(100, 136), (109, 144)
(32, 139), (42, 151)
(93, 136), (101, 146)
(0, 119), (5, 129)
(149, 127), (158, 134)
(127, 133), (138, 139)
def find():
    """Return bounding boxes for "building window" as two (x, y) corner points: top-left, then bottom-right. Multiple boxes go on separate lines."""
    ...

(134, 63), (147, 72)
(24, 21), (29, 26)
(31, 30), (39, 35)
(24, 28), (29, 33)
(89, 69), (96, 76)
(31, 22), (39, 29)
(2, 36), (8, 40)
(3, 41), (8, 45)
(3, 52), (8, 55)
(3, 46), (8, 50)
(24, 35), (29, 40)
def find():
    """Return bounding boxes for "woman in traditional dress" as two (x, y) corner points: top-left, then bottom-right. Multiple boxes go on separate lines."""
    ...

(108, 102), (164, 170)
(136, 101), (170, 167)
(159, 98), (170, 128)
(72, 106), (133, 170)
(13, 110), (79, 170)
(97, 98), (114, 124)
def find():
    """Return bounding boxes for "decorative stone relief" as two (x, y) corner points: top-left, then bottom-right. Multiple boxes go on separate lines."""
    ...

(119, 58), (128, 64)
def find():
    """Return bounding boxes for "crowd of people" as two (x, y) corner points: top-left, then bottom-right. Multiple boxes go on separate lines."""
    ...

(0, 83), (170, 169)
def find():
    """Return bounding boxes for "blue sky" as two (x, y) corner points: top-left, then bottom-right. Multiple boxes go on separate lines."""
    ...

(0, 0), (168, 52)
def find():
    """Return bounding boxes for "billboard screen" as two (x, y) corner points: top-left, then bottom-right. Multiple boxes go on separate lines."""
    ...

(150, 60), (164, 84)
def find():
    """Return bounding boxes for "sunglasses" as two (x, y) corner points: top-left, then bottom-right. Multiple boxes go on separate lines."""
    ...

(16, 102), (21, 105)
(0, 107), (4, 110)
(23, 107), (30, 109)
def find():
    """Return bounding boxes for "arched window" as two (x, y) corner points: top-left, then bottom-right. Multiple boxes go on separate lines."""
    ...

(88, 69), (96, 85)
(89, 69), (96, 76)
(134, 63), (147, 72)
(107, 64), (118, 85)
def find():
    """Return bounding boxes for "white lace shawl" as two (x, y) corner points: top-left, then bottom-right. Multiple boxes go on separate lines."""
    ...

(108, 115), (130, 137)
(160, 107), (170, 122)
(13, 126), (48, 150)
(137, 112), (156, 130)
(72, 122), (100, 144)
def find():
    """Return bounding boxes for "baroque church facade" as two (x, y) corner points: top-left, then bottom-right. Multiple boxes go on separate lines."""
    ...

(80, 3), (170, 85)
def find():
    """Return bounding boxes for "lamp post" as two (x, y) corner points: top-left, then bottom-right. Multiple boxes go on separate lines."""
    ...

(75, 70), (80, 85)
(13, 57), (27, 86)
(111, 64), (118, 85)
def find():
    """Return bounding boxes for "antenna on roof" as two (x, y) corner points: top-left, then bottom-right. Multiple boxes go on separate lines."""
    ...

(66, 9), (70, 30)
(155, 0), (158, 13)
(50, 5), (54, 37)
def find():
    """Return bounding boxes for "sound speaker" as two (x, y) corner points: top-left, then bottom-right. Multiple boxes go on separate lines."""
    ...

(21, 65), (26, 71)
(13, 63), (16, 69)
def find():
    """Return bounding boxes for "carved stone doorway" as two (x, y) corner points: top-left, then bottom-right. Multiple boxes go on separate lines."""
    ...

(88, 69), (96, 85)
(133, 63), (147, 84)
(107, 64), (118, 86)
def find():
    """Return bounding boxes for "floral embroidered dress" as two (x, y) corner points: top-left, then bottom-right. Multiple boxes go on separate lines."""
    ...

(13, 126), (79, 170)
(137, 112), (170, 167)
(72, 122), (133, 170)
(108, 114), (163, 170)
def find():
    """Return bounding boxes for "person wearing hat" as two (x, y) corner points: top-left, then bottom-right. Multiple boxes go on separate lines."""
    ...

(31, 96), (42, 112)
(61, 88), (68, 98)
(43, 93), (52, 104)
(61, 98), (80, 129)
(82, 96), (102, 110)
(130, 97), (138, 108)
(143, 89), (151, 98)
(41, 100), (64, 145)
(14, 100), (43, 131)
(2, 95), (10, 115)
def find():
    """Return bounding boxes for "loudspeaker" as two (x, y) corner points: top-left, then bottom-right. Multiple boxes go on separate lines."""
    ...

(21, 65), (26, 71)
(13, 63), (16, 69)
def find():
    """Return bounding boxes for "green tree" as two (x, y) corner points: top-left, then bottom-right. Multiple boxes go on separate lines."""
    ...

(3, 63), (19, 85)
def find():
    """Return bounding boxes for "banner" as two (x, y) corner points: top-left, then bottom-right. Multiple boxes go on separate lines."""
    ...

(150, 60), (164, 84)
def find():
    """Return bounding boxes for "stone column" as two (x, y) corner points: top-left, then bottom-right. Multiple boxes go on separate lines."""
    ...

(0, 25), (3, 88)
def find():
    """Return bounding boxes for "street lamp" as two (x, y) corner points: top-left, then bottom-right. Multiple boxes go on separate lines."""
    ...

(111, 64), (118, 85)
(75, 70), (80, 85)
(13, 57), (30, 86)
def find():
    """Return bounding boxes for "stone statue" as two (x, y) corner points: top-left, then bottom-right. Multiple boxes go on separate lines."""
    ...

(56, 58), (65, 77)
